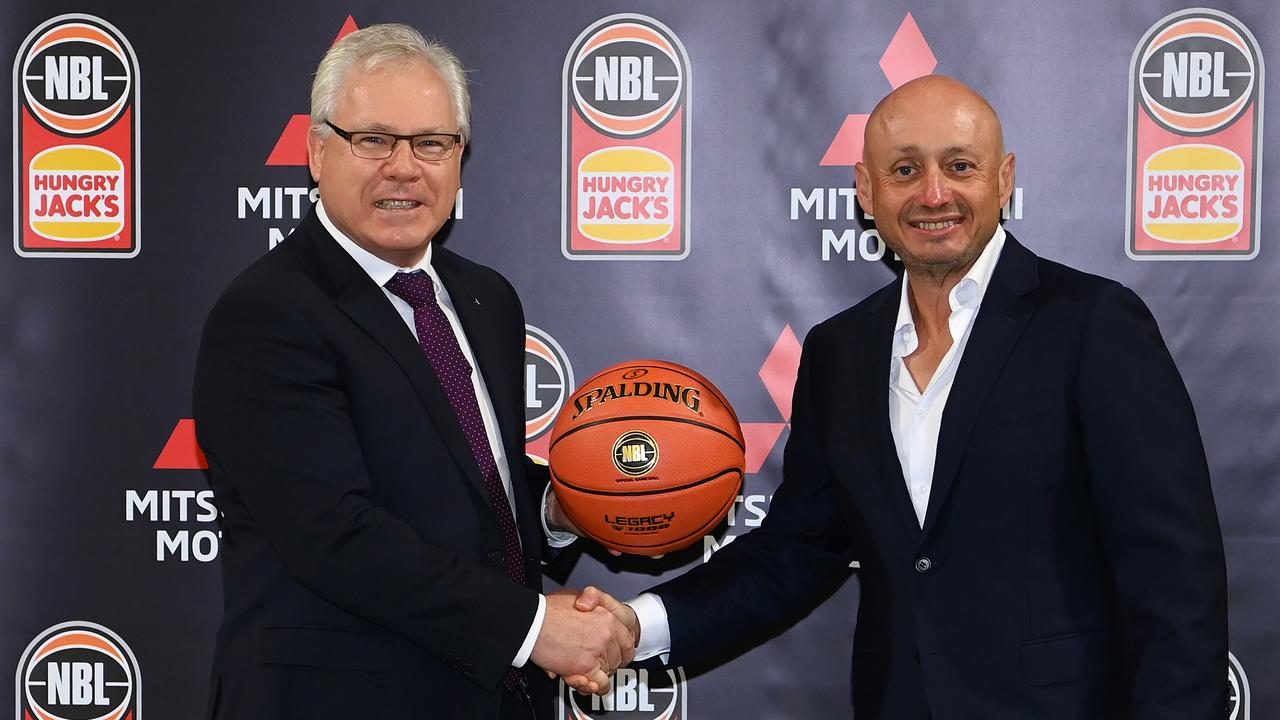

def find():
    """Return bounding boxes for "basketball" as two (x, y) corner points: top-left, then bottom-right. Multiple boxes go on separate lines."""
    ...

(548, 359), (745, 556)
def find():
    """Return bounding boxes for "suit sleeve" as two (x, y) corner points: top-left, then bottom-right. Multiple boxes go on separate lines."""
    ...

(193, 285), (539, 690)
(1075, 283), (1228, 717)
(648, 327), (857, 670)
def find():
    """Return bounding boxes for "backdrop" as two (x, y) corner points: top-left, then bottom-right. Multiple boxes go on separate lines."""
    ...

(1, 2), (1271, 718)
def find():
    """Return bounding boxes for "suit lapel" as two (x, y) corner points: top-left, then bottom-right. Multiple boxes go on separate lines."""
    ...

(921, 235), (1039, 539)
(855, 278), (924, 541)
(299, 220), (493, 505)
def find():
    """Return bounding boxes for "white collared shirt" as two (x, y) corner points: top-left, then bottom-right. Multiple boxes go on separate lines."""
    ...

(317, 201), (544, 668)
(890, 225), (1006, 526)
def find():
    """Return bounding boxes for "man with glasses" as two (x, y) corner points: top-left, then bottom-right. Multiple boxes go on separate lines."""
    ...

(194, 24), (632, 720)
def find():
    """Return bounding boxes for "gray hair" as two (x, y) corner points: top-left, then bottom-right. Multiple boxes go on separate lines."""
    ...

(310, 23), (471, 142)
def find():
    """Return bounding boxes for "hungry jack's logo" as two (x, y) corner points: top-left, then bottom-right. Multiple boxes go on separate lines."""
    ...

(14, 14), (140, 258)
(1127, 9), (1264, 260)
(562, 14), (691, 260)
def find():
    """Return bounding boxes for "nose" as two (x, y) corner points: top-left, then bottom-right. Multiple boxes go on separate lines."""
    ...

(919, 166), (952, 208)
(381, 138), (421, 180)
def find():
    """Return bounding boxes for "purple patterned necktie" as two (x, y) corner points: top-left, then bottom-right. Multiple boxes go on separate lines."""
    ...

(385, 271), (532, 694)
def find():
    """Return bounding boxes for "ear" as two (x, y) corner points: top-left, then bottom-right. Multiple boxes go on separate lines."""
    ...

(998, 152), (1016, 208)
(453, 141), (466, 173)
(854, 162), (873, 216)
(307, 127), (325, 184)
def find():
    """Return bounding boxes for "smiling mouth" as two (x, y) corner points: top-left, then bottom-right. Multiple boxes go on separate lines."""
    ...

(374, 199), (421, 210)
(911, 220), (958, 230)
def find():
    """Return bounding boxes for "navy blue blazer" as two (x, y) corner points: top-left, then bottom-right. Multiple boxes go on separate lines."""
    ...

(651, 235), (1227, 719)
(194, 209), (556, 719)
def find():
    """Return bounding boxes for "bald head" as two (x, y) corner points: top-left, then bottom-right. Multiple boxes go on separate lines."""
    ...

(864, 75), (1004, 166)
(854, 75), (1016, 285)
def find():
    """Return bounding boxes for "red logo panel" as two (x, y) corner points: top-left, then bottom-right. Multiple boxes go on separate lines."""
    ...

(14, 15), (140, 258)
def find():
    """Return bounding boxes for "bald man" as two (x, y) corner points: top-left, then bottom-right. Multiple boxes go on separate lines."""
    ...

(580, 76), (1228, 718)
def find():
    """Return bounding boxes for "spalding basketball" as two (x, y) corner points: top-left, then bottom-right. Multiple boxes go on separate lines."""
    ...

(548, 359), (745, 556)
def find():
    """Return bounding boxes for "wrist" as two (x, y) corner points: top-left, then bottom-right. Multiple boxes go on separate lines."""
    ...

(545, 494), (568, 533)
(625, 603), (641, 645)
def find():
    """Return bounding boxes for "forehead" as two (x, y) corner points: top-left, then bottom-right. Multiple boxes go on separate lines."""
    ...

(333, 58), (455, 129)
(868, 95), (998, 159)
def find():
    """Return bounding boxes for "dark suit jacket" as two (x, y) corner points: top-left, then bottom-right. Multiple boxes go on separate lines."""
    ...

(194, 209), (556, 719)
(651, 235), (1227, 719)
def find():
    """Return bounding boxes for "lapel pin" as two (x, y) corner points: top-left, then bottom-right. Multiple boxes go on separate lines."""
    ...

(472, 297), (482, 306)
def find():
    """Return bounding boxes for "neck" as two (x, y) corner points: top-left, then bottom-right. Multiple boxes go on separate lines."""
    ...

(904, 261), (970, 333)
(373, 245), (429, 269)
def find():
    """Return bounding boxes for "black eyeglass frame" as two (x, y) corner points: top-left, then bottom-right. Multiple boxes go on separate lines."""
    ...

(324, 121), (463, 161)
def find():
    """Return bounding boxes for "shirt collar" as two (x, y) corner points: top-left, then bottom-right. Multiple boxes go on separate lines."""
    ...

(891, 224), (1007, 358)
(317, 199), (434, 287)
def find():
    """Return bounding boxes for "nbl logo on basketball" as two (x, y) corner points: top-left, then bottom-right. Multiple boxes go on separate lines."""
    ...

(14, 14), (141, 258)
(15, 621), (141, 720)
(562, 14), (691, 260)
(559, 666), (687, 719)
(1126, 9), (1263, 259)
(613, 431), (659, 476)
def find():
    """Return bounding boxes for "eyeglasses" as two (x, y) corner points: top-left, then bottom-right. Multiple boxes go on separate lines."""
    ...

(325, 121), (462, 161)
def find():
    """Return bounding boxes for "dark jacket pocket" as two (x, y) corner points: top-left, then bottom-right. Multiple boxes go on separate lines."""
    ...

(1020, 628), (1113, 686)
(258, 626), (391, 672)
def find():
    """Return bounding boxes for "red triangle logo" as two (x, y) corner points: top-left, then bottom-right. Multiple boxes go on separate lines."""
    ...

(265, 114), (313, 166)
(332, 15), (360, 45)
(264, 16), (361, 166)
(820, 114), (870, 167)
(741, 422), (787, 474)
(154, 419), (209, 470)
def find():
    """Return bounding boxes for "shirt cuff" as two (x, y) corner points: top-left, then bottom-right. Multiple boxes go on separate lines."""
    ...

(542, 484), (578, 548)
(513, 593), (546, 668)
(628, 592), (672, 663)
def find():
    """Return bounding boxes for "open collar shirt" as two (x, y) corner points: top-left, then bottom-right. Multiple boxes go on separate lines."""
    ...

(889, 225), (1006, 527)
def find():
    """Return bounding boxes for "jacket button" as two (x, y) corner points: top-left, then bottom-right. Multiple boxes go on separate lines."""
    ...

(488, 550), (504, 565)
(913, 652), (921, 668)
(914, 557), (932, 573)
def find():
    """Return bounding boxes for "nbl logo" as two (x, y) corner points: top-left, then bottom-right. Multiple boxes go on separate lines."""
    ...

(563, 15), (691, 260)
(15, 622), (141, 720)
(559, 666), (687, 720)
(1126, 9), (1263, 259)
(612, 431), (659, 476)
(525, 325), (575, 441)
(13, 14), (140, 258)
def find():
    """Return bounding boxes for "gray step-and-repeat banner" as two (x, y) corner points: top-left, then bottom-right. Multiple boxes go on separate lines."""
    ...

(1, 1), (1272, 718)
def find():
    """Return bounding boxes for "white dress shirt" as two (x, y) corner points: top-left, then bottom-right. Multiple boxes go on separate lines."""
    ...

(630, 226), (1009, 661)
(891, 226), (1005, 526)
(317, 201), (545, 668)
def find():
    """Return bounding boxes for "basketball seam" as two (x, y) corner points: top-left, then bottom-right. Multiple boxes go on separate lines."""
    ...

(554, 467), (742, 497)
(551, 415), (745, 451)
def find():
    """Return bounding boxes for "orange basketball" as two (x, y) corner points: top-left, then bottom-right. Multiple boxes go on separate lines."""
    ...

(548, 359), (745, 556)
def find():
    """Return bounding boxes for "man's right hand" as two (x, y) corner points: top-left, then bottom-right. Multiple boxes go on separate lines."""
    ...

(557, 586), (641, 694)
(531, 588), (636, 695)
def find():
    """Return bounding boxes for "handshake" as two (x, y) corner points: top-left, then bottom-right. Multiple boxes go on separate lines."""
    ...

(530, 585), (640, 695)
